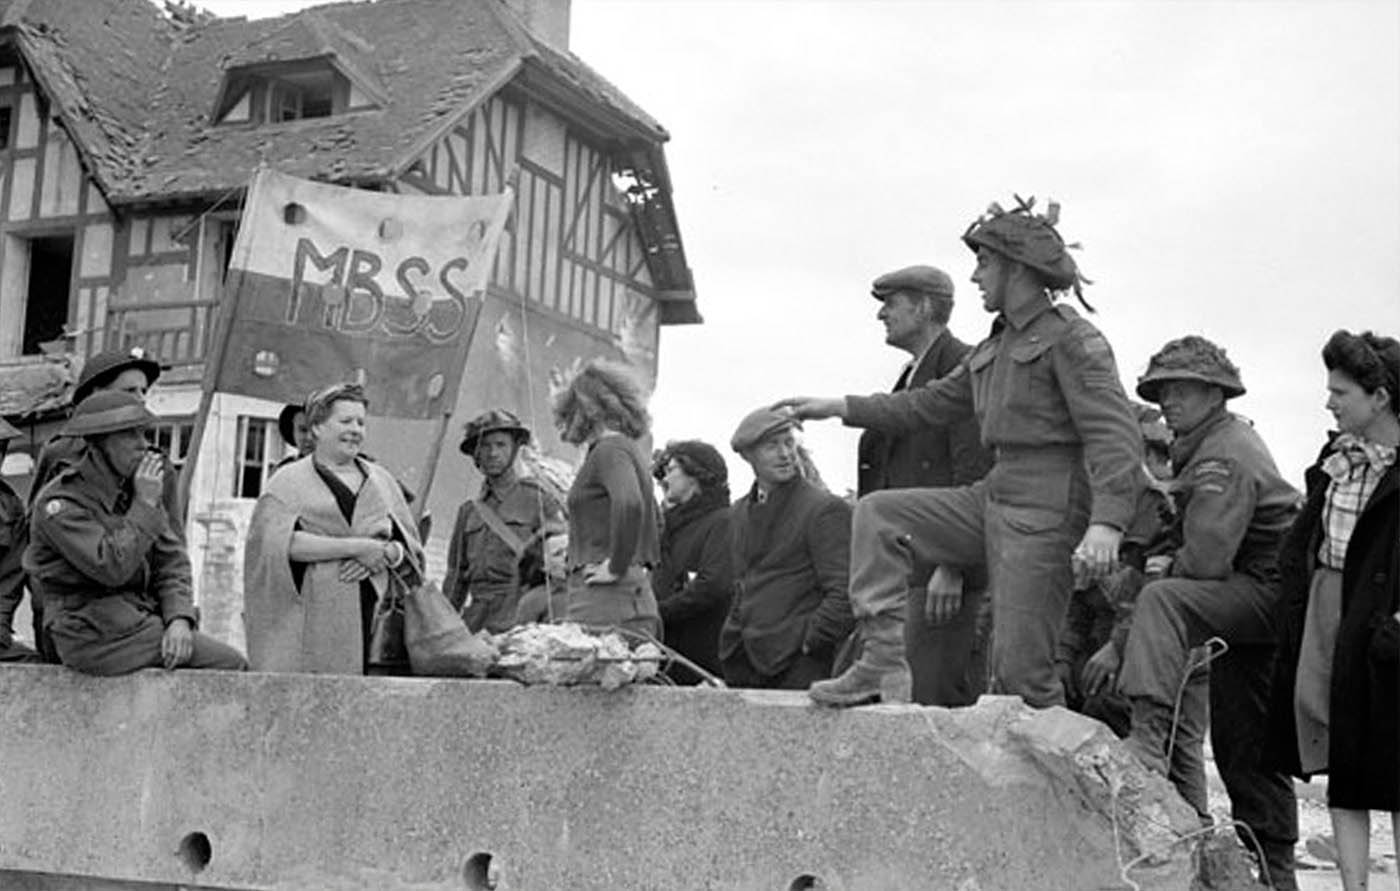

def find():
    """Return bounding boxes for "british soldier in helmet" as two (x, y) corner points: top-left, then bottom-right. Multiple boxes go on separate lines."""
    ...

(444, 408), (564, 633)
(22, 391), (246, 675)
(778, 196), (1143, 708)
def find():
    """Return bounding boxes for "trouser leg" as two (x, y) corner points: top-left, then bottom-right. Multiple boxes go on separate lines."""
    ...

(1166, 659), (1210, 820)
(185, 631), (248, 671)
(983, 501), (1084, 708)
(1212, 643), (1298, 890)
(904, 562), (988, 707)
(811, 484), (985, 707)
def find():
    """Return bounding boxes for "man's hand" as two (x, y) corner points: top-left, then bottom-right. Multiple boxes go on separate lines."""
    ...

(924, 565), (964, 627)
(769, 397), (847, 422)
(1081, 641), (1122, 698)
(133, 452), (165, 507)
(1074, 523), (1122, 584)
(161, 617), (194, 669)
(1144, 554), (1173, 578)
(582, 562), (618, 586)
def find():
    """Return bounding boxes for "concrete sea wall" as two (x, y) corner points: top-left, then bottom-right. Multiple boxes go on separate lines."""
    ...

(0, 667), (1203, 890)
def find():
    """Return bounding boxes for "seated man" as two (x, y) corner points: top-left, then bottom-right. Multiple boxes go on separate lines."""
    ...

(23, 391), (246, 675)
(445, 409), (564, 633)
(0, 417), (39, 663)
(718, 408), (854, 689)
(1121, 336), (1300, 889)
(1057, 407), (1210, 822)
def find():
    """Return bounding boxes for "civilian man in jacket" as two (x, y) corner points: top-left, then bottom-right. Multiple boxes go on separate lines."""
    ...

(719, 408), (854, 689)
(24, 391), (246, 675)
(859, 264), (994, 705)
(780, 197), (1142, 707)
(1121, 336), (1300, 890)
(652, 440), (732, 682)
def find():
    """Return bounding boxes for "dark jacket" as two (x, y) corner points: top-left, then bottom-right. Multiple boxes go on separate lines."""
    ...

(0, 480), (35, 659)
(856, 328), (992, 497)
(1267, 439), (1398, 810)
(719, 477), (853, 677)
(653, 488), (732, 677)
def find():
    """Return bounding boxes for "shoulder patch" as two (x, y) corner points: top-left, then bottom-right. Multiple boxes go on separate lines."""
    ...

(44, 498), (66, 516)
(1193, 459), (1233, 479)
(1078, 332), (1113, 357)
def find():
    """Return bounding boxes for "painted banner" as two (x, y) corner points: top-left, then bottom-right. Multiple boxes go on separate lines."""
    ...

(210, 168), (513, 419)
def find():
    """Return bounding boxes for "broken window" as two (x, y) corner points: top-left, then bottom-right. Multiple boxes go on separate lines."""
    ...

(21, 234), (74, 355)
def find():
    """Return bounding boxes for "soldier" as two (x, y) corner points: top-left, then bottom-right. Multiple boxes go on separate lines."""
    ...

(26, 347), (176, 663)
(444, 409), (564, 633)
(23, 391), (246, 675)
(778, 197), (1142, 707)
(0, 417), (39, 663)
(859, 264), (994, 706)
(1121, 336), (1300, 889)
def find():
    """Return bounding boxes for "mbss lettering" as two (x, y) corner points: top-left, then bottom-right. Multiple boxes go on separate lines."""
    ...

(289, 238), (478, 345)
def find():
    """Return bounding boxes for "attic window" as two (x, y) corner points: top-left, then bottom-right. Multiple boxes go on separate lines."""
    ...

(214, 61), (366, 126)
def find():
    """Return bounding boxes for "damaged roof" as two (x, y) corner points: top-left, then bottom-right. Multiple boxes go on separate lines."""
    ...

(0, 0), (669, 203)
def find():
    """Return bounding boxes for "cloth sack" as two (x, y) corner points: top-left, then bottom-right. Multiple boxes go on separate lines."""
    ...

(404, 571), (497, 677)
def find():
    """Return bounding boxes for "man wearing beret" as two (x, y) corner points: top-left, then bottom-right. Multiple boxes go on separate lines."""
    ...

(23, 391), (246, 674)
(860, 264), (994, 706)
(779, 197), (1143, 708)
(718, 408), (854, 689)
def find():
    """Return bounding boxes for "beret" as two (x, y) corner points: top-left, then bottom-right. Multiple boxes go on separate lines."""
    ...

(871, 265), (954, 301)
(731, 407), (800, 453)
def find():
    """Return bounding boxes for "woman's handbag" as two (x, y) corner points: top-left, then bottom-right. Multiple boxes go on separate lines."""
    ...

(401, 564), (497, 677)
(367, 568), (411, 675)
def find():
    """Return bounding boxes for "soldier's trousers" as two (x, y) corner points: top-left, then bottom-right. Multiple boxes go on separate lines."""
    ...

(49, 597), (247, 676)
(1120, 576), (1298, 858)
(850, 453), (1090, 708)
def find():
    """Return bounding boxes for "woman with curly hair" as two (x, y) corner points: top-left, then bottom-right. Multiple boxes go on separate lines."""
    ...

(652, 440), (732, 680)
(552, 359), (661, 637)
(1268, 329), (1399, 890)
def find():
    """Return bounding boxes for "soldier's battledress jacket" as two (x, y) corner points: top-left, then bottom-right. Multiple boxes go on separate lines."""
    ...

(1165, 408), (1299, 583)
(846, 299), (1141, 530)
(22, 452), (196, 639)
(444, 476), (563, 618)
(0, 480), (34, 659)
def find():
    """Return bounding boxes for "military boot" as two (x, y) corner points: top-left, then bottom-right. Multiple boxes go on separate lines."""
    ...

(808, 616), (911, 707)
(1124, 696), (1172, 776)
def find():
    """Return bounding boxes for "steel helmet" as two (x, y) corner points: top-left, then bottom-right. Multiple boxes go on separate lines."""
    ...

(72, 347), (163, 406)
(962, 196), (1088, 305)
(1136, 335), (1246, 402)
(61, 390), (157, 438)
(460, 408), (531, 455)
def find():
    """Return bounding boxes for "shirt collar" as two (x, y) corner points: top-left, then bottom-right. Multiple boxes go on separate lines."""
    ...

(1168, 407), (1233, 469)
(1323, 433), (1398, 481)
(1002, 294), (1057, 332)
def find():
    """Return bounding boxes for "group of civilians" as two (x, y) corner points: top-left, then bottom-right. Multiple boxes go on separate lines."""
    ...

(0, 196), (1394, 891)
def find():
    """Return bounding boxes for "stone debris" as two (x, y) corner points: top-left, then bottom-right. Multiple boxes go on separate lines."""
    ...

(488, 622), (662, 689)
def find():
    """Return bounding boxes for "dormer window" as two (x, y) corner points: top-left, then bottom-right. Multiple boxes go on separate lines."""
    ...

(212, 58), (383, 126)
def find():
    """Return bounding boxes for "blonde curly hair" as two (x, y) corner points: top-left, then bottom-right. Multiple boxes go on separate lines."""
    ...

(551, 359), (650, 444)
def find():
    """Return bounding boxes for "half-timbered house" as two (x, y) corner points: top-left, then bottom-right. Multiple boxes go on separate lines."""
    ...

(0, 0), (697, 646)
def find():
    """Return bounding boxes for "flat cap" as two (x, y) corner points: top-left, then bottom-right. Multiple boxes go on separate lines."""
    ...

(731, 407), (800, 453)
(871, 265), (954, 301)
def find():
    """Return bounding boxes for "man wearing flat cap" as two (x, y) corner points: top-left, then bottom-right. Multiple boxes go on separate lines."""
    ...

(444, 408), (563, 633)
(1122, 335), (1300, 889)
(778, 197), (1142, 708)
(860, 264), (994, 706)
(718, 408), (854, 689)
(23, 391), (246, 675)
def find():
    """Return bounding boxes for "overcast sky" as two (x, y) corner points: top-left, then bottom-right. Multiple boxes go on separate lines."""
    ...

(201, 0), (1400, 493)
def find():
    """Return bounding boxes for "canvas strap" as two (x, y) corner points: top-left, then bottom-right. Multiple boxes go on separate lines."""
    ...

(474, 499), (528, 559)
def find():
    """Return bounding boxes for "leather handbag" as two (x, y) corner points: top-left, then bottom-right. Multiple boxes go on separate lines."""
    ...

(367, 564), (411, 675)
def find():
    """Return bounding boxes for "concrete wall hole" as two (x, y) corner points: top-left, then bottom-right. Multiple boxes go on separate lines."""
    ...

(788, 876), (827, 891)
(463, 851), (501, 890)
(177, 831), (212, 873)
